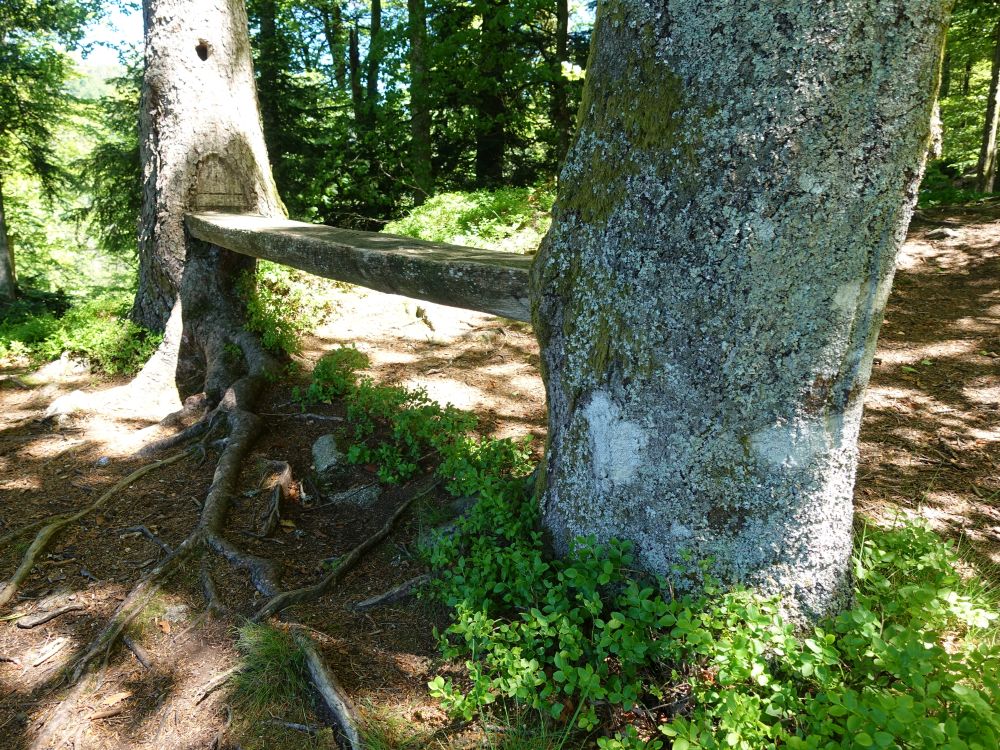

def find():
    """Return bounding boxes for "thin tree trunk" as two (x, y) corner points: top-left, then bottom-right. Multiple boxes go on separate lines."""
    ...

(319, 5), (345, 89)
(977, 21), (1000, 193)
(408, 0), (432, 203)
(940, 50), (951, 99)
(256, 0), (281, 147)
(551, 0), (571, 161)
(962, 56), (973, 95)
(475, 0), (507, 188)
(349, 25), (364, 123)
(0, 175), (15, 303)
(134, 0), (283, 337)
(531, 0), (949, 621)
(365, 0), (382, 124)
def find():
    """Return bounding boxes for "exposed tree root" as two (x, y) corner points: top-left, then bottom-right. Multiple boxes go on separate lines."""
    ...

(252, 478), (438, 622)
(0, 449), (193, 609)
(258, 460), (293, 537)
(350, 574), (431, 612)
(294, 627), (364, 750)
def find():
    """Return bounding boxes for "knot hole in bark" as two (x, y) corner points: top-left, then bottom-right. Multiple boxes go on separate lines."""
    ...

(196, 41), (210, 61)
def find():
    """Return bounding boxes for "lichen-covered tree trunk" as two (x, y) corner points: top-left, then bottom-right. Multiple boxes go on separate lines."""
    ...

(133, 0), (283, 333)
(977, 20), (1000, 193)
(0, 175), (15, 303)
(532, 0), (949, 620)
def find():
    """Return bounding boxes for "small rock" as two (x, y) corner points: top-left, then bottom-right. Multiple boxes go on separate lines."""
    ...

(926, 227), (960, 240)
(95, 456), (111, 468)
(312, 434), (346, 479)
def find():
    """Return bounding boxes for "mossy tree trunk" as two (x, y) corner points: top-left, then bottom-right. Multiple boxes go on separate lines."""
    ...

(0, 175), (15, 303)
(531, 0), (949, 620)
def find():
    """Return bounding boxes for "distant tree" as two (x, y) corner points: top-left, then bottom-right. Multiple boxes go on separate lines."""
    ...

(532, 0), (950, 620)
(0, 0), (99, 301)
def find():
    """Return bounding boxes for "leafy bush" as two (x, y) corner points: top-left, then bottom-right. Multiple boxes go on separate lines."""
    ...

(238, 261), (338, 357)
(292, 345), (370, 405)
(1, 290), (160, 374)
(383, 185), (555, 254)
(426, 483), (1000, 749)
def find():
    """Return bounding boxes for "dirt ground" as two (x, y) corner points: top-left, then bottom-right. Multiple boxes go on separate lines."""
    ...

(0, 205), (997, 749)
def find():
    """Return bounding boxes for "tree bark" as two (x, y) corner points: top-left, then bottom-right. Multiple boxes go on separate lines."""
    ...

(962, 56), (973, 95)
(366, 0), (382, 121)
(531, 0), (949, 620)
(349, 25), (364, 123)
(551, 0), (571, 162)
(475, 0), (507, 188)
(319, 4), (346, 90)
(940, 50), (950, 99)
(0, 175), (15, 303)
(408, 0), (433, 203)
(134, 0), (283, 333)
(977, 21), (1000, 193)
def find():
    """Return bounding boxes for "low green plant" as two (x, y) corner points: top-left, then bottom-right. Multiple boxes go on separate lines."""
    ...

(1, 289), (161, 374)
(292, 345), (370, 405)
(238, 262), (337, 357)
(425, 472), (1000, 748)
(384, 185), (555, 254)
(231, 623), (311, 719)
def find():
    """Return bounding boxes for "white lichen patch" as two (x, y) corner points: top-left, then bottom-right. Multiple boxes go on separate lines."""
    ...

(584, 391), (648, 485)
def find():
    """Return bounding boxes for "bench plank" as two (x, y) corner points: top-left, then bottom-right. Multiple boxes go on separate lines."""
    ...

(185, 213), (532, 322)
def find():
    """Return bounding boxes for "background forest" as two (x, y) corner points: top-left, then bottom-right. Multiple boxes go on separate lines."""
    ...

(1, 0), (999, 367)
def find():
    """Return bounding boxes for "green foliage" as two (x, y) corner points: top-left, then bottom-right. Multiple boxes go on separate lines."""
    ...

(293, 345), (370, 404)
(918, 163), (994, 207)
(295, 353), (531, 485)
(232, 623), (311, 717)
(1, 289), (160, 374)
(424, 461), (1000, 748)
(383, 186), (555, 253)
(237, 261), (337, 357)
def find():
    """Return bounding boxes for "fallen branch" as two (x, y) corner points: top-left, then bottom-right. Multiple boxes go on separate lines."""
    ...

(121, 525), (173, 555)
(16, 604), (85, 629)
(0, 449), (192, 609)
(253, 478), (437, 621)
(350, 574), (431, 612)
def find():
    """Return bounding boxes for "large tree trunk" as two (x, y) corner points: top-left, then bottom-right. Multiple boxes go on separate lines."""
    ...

(408, 0), (433, 204)
(531, 0), (948, 620)
(977, 21), (1000, 193)
(0, 175), (15, 303)
(349, 25), (364, 123)
(133, 0), (283, 334)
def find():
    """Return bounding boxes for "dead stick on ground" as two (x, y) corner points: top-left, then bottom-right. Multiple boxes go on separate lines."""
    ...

(252, 478), (438, 621)
(350, 574), (431, 612)
(0, 450), (192, 609)
(16, 605), (85, 629)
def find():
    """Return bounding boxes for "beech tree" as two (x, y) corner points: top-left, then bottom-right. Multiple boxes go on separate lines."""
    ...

(531, 0), (950, 619)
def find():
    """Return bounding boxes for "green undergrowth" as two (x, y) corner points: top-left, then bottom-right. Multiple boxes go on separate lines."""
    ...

(230, 623), (335, 749)
(384, 185), (555, 254)
(0, 289), (161, 374)
(294, 346), (1000, 749)
(294, 345), (531, 485)
(238, 261), (340, 358)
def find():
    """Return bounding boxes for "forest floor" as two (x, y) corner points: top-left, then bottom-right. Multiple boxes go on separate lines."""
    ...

(0, 205), (997, 749)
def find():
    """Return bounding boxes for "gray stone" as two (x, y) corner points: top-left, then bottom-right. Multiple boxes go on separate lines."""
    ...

(312, 434), (346, 479)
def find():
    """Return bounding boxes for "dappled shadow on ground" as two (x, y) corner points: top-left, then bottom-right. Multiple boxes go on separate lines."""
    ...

(855, 207), (1000, 572)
